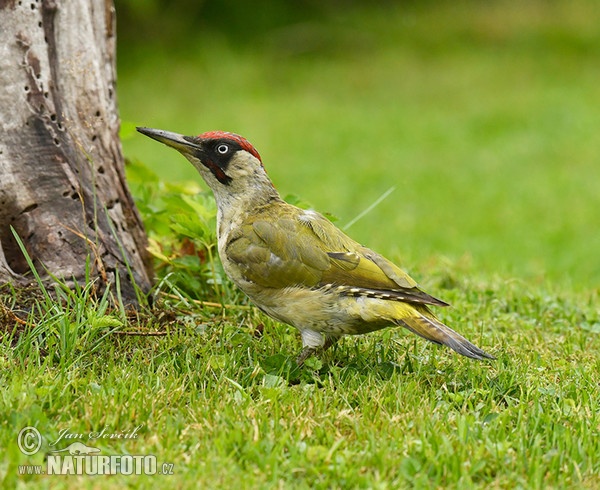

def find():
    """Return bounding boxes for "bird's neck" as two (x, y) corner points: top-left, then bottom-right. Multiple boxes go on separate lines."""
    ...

(214, 182), (282, 239)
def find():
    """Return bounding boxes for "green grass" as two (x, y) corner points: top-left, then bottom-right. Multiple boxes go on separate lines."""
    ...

(2, 1), (600, 488)
(2, 276), (599, 488)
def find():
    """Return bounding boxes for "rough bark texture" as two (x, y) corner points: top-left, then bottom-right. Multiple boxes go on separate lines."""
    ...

(0, 0), (152, 300)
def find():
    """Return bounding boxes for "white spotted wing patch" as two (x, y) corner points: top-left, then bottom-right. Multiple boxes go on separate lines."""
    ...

(319, 283), (436, 304)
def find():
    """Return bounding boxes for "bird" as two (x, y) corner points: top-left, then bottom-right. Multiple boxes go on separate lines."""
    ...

(137, 127), (494, 364)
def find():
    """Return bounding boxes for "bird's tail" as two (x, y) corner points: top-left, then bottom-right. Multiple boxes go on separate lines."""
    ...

(397, 308), (494, 360)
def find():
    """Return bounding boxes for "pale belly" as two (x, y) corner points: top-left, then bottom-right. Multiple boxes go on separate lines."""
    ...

(241, 282), (393, 336)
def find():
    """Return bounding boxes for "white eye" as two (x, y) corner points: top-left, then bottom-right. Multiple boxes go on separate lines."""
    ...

(217, 144), (229, 154)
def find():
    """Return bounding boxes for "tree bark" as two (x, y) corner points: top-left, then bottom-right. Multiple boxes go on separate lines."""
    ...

(0, 0), (151, 300)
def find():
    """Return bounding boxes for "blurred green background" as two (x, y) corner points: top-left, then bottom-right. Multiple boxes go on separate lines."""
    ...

(115, 0), (600, 289)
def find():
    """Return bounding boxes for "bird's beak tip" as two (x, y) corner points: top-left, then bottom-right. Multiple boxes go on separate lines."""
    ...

(136, 126), (197, 152)
(136, 126), (165, 138)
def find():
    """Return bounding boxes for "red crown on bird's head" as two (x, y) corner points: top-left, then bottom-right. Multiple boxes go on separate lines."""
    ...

(198, 131), (262, 163)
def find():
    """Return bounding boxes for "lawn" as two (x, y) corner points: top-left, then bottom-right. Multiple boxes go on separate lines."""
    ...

(2, 1), (600, 488)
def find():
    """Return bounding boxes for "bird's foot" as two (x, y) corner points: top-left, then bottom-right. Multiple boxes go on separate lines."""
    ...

(296, 335), (341, 366)
(296, 346), (316, 367)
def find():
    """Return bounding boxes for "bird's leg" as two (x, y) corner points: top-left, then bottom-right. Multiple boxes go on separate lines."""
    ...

(296, 346), (317, 366)
(297, 329), (325, 366)
(296, 332), (342, 366)
(322, 334), (341, 353)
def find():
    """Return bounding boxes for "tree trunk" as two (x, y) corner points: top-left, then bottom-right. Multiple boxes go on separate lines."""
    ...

(0, 0), (151, 301)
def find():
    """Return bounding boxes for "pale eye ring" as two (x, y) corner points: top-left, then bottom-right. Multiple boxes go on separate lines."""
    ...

(217, 144), (229, 154)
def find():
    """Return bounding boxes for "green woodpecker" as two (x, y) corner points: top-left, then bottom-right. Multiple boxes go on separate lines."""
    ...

(137, 127), (494, 363)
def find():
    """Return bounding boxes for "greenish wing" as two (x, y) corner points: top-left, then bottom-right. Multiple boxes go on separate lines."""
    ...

(225, 217), (330, 289)
(225, 209), (447, 306)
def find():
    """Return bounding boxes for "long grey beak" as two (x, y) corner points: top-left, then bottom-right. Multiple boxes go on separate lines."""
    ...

(136, 127), (200, 153)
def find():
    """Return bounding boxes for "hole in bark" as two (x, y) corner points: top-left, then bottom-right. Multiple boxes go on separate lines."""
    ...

(58, 230), (63, 237)
(30, 3), (35, 9)
(44, 92), (49, 98)
(21, 203), (38, 214)
(98, 165), (104, 174)
(53, 138), (60, 146)
(71, 192), (80, 200)
(108, 88), (113, 98)
(57, 123), (63, 130)
(50, 114), (56, 121)
(63, 189), (70, 196)
(95, 110), (101, 117)
(1, 230), (30, 274)
(24, 85), (29, 92)
(38, 21), (42, 27)
(91, 134), (97, 142)
(36, 73), (41, 79)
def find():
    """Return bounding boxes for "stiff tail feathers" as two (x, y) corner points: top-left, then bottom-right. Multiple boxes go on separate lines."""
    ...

(398, 312), (494, 360)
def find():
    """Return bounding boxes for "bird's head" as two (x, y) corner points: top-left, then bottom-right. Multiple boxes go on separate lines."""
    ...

(137, 127), (278, 205)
